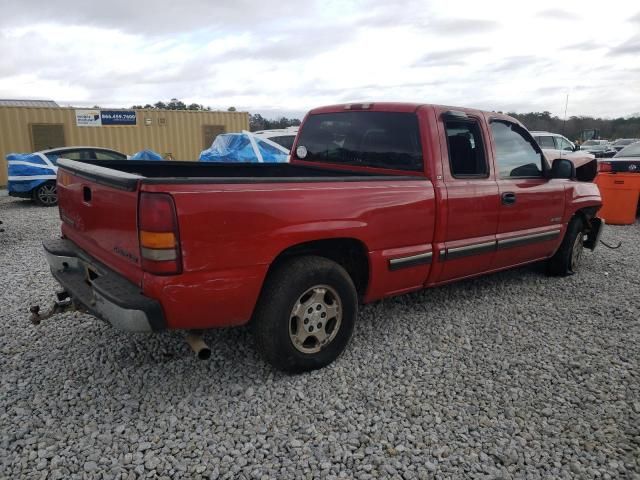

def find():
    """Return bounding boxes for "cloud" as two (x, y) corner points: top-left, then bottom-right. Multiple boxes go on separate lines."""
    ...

(609, 35), (640, 56)
(562, 40), (604, 51)
(0, 0), (638, 118)
(426, 18), (499, 34)
(486, 55), (549, 73)
(536, 9), (580, 20)
(0, 0), (319, 34)
(414, 47), (489, 67)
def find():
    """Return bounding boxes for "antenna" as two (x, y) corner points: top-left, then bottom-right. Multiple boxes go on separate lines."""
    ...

(561, 92), (569, 137)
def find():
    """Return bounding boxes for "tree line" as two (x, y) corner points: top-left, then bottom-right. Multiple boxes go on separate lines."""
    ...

(129, 99), (301, 131)
(129, 100), (639, 140)
(507, 111), (640, 141)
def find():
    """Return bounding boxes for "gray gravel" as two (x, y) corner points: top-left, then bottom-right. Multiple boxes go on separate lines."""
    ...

(1, 193), (639, 479)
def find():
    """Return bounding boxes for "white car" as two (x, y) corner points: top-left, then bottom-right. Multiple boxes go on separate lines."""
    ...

(530, 131), (594, 168)
(251, 127), (299, 151)
(531, 131), (578, 152)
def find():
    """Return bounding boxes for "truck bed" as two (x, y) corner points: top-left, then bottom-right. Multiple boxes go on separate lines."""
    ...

(59, 159), (410, 190)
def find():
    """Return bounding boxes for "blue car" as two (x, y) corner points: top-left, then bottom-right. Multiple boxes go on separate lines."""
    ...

(7, 146), (126, 206)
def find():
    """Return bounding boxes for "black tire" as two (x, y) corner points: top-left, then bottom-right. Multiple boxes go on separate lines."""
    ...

(253, 256), (358, 372)
(32, 181), (58, 207)
(548, 216), (585, 276)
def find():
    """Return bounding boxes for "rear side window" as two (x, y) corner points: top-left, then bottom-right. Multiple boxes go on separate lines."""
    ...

(95, 150), (126, 160)
(59, 150), (95, 161)
(295, 112), (423, 171)
(445, 120), (487, 177)
(490, 121), (543, 178)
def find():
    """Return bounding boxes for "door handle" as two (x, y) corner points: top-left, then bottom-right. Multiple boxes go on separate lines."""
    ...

(502, 192), (516, 205)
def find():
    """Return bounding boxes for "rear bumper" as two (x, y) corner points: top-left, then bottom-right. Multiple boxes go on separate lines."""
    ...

(43, 238), (165, 332)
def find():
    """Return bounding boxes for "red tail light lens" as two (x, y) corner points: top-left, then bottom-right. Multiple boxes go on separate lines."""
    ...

(598, 161), (612, 173)
(138, 193), (182, 275)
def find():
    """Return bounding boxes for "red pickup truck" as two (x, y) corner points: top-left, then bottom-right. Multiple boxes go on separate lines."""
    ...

(40, 103), (603, 371)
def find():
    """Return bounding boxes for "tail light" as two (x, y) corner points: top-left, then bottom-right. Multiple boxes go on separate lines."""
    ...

(598, 161), (612, 173)
(138, 193), (182, 275)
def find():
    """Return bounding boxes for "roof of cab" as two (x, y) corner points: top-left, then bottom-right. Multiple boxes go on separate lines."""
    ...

(307, 102), (523, 126)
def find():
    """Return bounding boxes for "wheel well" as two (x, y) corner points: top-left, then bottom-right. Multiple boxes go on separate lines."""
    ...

(573, 206), (599, 229)
(269, 238), (370, 298)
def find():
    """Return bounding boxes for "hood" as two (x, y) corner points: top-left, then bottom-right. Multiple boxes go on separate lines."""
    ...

(542, 149), (598, 182)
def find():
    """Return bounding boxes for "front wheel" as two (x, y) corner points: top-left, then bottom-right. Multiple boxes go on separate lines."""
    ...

(32, 181), (58, 207)
(548, 216), (585, 276)
(253, 256), (358, 372)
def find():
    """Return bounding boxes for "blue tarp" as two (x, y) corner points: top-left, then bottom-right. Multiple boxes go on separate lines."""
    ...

(6, 153), (57, 193)
(131, 149), (164, 160)
(199, 132), (289, 163)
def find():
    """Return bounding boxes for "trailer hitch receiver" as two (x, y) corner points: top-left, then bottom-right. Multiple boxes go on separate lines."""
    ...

(29, 290), (79, 325)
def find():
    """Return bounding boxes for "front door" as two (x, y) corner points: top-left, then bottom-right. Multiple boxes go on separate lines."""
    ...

(435, 112), (500, 282)
(488, 119), (565, 269)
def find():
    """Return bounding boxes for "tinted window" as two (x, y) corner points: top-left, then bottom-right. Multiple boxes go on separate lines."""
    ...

(59, 150), (95, 161)
(95, 150), (127, 160)
(535, 135), (555, 148)
(490, 121), (543, 178)
(445, 120), (487, 176)
(270, 135), (296, 150)
(295, 112), (423, 171)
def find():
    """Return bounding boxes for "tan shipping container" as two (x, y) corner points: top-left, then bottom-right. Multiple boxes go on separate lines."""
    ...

(0, 106), (250, 186)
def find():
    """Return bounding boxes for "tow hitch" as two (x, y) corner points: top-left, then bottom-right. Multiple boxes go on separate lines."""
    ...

(29, 290), (81, 325)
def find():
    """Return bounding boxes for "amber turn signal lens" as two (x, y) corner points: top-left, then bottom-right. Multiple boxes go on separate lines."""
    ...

(139, 230), (176, 249)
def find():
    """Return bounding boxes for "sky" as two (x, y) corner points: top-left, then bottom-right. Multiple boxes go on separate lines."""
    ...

(0, 0), (638, 119)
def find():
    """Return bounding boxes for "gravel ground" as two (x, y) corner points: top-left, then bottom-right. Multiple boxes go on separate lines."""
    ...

(1, 193), (639, 480)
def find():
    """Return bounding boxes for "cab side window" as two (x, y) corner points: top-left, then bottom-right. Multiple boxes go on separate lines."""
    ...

(554, 137), (573, 151)
(445, 120), (488, 177)
(536, 135), (555, 149)
(490, 121), (543, 178)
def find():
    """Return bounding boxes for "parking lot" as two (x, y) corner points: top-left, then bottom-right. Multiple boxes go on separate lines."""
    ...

(1, 193), (638, 479)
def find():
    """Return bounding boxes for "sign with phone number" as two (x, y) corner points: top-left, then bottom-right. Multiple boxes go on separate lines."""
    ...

(75, 110), (137, 126)
(100, 110), (137, 125)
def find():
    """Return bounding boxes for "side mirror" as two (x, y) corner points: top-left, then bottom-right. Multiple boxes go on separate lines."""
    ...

(573, 144), (580, 152)
(551, 158), (576, 179)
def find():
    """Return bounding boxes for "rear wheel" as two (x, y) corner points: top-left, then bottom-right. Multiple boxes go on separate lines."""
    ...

(548, 216), (585, 276)
(253, 256), (357, 372)
(32, 181), (58, 207)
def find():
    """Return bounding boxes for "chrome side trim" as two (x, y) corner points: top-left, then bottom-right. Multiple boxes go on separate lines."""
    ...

(445, 241), (496, 261)
(497, 230), (561, 250)
(388, 252), (433, 271)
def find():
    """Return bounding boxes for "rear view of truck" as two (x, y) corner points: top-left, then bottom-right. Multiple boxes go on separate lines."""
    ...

(41, 161), (176, 332)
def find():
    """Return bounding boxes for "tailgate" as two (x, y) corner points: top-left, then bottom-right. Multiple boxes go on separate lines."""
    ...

(56, 159), (144, 286)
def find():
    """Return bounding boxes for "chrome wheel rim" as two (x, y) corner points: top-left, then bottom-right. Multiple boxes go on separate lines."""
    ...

(571, 233), (584, 271)
(37, 184), (57, 205)
(289, 285), (342, 354)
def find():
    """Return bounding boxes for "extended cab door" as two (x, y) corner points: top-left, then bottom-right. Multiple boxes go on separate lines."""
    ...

(434, 110), (500, 282)
(487, 119), (565, 269)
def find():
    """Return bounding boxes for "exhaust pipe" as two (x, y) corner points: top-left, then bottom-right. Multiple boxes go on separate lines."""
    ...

(185, 332), (211, 360)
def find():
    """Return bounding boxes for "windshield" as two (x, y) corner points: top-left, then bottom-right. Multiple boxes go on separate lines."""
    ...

(586, 145), (607, 151)
(582, 140), (598, 146)
(615, 142), (640, 157)
(295, 111), (423, 171)
(613, 139), (636, 146)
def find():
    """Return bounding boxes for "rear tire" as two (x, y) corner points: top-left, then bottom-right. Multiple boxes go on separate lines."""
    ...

(253, 256), (357, 372)
(32, 181), (58, 207)
(548, 216), (585, 276)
